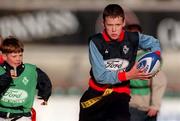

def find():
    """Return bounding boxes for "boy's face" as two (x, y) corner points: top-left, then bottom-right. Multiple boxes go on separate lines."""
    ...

(104, 16), (125, 40)
(3, 52), (23, 68)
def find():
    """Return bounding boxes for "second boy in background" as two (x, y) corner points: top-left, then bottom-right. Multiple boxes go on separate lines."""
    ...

(126, 24), (167, 121)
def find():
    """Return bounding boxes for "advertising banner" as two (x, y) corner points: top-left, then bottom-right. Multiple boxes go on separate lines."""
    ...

(1, 9), (180, 50)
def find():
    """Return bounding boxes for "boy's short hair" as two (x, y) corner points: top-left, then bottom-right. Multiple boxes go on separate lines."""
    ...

(103, 4), (125, 21)
(1, 37), (24, 54)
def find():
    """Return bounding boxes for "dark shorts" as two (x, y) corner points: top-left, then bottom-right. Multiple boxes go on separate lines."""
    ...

(79, 88), (131, 121)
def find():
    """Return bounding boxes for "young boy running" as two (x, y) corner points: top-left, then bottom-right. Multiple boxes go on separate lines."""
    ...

(0, 37), (52, 121)
(79, 4), (161, 121)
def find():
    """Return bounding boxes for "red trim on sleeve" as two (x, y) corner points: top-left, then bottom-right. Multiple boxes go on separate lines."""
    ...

(117, 72), (127, 81)
(154, 50), (161, 56)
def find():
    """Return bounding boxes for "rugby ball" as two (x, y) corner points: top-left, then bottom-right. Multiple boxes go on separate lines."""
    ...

(137, 52), (161, 74)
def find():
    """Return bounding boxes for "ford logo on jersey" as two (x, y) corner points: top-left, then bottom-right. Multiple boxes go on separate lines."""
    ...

(1, 88), (28, 104)
(104, 58), (129, 71)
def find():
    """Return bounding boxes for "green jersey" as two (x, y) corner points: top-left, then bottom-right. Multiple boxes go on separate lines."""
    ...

(0, 64), (37, 113)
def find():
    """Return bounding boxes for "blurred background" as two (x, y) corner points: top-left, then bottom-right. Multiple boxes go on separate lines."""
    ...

(0, 0), (180, 121)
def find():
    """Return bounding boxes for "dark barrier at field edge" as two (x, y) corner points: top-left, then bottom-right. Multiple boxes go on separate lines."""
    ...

(0, 10), (180, 49)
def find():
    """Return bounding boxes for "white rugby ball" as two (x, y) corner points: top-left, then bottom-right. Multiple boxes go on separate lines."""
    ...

(137, 52), (161, 74)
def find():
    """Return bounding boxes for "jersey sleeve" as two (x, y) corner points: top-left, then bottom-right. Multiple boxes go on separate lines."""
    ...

(0, 67), (12, 94)
(36, 68), (52, 101)
(138, 33), (161, 53)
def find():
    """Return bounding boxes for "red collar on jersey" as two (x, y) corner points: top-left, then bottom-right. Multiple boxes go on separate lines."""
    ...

(102, 30), (125, 42)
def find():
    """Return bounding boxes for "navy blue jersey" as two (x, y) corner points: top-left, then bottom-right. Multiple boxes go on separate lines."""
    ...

(88, 30), (161, 86)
